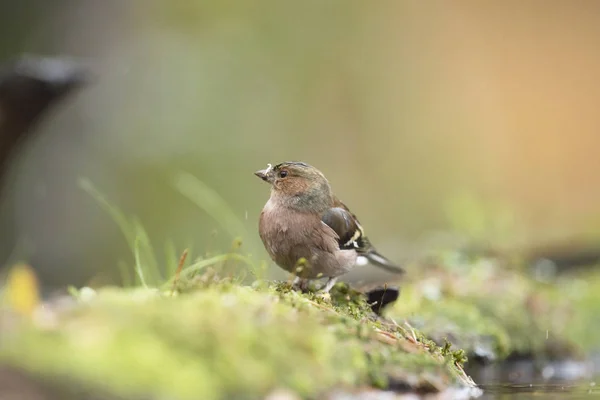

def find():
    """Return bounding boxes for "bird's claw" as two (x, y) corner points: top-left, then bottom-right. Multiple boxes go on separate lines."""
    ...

(292, 276), (310, 292)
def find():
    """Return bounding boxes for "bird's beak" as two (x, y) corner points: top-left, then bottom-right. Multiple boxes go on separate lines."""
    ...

(255, 163), (274, 183)
(254, 168), (269, 182)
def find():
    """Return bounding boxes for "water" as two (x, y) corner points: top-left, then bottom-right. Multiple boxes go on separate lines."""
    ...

(468, 356), (600, 399)
(479, 382), (599, 399)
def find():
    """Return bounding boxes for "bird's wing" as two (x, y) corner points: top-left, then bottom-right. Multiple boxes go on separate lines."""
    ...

(320, 198), (405, 274)
(321, 206), (365, 251)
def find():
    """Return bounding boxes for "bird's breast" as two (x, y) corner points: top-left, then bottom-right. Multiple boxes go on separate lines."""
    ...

(259, 204), (316, 260)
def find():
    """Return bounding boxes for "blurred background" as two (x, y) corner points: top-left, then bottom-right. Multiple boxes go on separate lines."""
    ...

(1, 0), (600, 288)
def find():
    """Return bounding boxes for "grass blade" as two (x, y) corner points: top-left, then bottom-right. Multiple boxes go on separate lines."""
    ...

(133, 236), (148, 288)
(173, 172), (247, 239)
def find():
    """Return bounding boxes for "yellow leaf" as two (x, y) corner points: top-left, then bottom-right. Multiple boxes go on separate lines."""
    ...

(5, 263), (40, 316)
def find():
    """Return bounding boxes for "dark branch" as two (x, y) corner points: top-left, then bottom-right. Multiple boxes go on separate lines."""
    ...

(0, 54), (89, 183)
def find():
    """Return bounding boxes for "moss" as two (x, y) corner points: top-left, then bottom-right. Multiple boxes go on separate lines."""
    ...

(2, 285), (359, 399)
(559, 271), (600, 351)
(390, 252), (600, 363)
(4, 249), (596, 399)
(0, 278), (475, 400)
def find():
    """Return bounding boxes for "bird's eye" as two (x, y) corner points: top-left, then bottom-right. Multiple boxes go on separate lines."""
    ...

(279, 170), (288, 178)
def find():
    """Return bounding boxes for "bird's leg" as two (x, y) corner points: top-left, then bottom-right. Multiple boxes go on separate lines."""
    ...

(299, 279), (310, 292)
(321, 277), (338, 293)
(292, 276), (310, 292)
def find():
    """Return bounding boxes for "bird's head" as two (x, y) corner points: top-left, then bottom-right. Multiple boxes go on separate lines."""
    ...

(255, 161), (333, 210)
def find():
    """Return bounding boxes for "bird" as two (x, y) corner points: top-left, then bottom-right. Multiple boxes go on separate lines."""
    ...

(255, 161), (404, 292)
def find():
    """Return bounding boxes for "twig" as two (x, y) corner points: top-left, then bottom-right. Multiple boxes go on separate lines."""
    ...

(171, 249), (189, 294)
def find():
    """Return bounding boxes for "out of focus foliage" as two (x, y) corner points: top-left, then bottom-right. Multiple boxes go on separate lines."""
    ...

(2, 1), (600, 286)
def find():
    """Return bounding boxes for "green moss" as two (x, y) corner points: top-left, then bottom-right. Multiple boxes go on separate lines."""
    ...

(559, 271), (600, 350)
(0, 279), (475, 400)
(2, 286), (359, 399)
(390, 253), (600, 363)
(6, 249), (596, 398)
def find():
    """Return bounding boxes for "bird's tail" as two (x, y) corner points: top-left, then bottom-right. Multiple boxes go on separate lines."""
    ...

(364, 250), (405, 274)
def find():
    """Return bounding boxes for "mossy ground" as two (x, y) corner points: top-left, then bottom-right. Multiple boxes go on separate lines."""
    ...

(389, 250), (600, 366)
(0, 267), (477, 400)
(2, 250), (599, 399)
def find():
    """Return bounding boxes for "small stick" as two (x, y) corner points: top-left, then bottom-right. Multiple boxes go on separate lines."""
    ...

(171, 248), (189, 294)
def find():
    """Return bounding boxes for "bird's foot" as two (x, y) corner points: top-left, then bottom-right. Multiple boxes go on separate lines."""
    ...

(292, 276), (310, 292)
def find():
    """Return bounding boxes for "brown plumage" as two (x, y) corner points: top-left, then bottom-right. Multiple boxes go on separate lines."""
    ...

(255, 161), (404, 292)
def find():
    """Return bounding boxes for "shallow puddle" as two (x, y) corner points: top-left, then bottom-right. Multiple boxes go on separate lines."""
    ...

(469, 355), (599, 399)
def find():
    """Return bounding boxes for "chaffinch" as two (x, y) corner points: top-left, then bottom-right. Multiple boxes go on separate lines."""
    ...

(255, 161), (404, 292)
